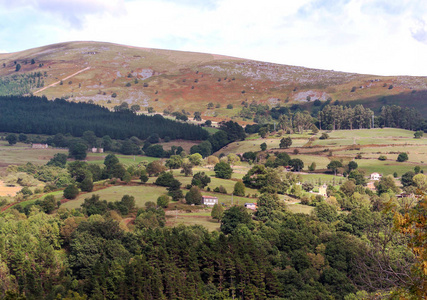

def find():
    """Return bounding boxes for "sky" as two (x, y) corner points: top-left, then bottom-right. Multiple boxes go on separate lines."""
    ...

(0, 0), (426, 76)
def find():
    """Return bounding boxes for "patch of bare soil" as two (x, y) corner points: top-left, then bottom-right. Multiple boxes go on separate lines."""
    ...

(0, 180), (21, 197)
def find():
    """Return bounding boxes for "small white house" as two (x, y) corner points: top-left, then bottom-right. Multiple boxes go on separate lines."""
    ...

(91, 148), (104, 153)
(202, 196), (218, 206)
(318, 185), (327, 197)
(32, 143), (48, 149)
(244, 203), (257, 210)
(370, 172), (382, 181)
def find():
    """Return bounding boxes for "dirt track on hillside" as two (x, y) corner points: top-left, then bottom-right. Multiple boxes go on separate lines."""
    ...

(34, 66), (91, 95)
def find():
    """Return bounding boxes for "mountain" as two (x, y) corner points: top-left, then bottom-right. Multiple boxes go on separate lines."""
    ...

(1, 41), (427, 119)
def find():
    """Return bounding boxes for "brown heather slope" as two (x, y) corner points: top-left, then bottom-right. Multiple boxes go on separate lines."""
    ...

(1, 41), (427, 120)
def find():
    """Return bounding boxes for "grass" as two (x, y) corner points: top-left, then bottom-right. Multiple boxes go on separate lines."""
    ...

(9, 190), (64, 209)
(0, 141), (67, 166)
(286, 203), (314, 214)
(61, 184), (169, 209)
(86, 153), (159, 165)
(355, 159), (420, 177)
(167, 212), (220, 232)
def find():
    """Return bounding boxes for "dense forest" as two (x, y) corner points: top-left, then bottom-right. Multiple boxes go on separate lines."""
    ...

(241, 100), (427, 132)
(0, 152), (426, 299)
(0, 95), (209, 141)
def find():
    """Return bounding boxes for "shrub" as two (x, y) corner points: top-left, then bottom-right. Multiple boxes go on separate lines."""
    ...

(319, 133), (329, 140)
(226, 104), (233, 109)
(185, 186), (202, 205)
(414, 131), (423, 139)
(63, 185), (79, 199)
(157, 195), (170, 208)
(378, 155), (387, 161)
(397, 152), (408, 162)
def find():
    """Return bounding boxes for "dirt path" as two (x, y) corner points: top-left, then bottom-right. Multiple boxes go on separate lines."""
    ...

(34, 66), (91, 95)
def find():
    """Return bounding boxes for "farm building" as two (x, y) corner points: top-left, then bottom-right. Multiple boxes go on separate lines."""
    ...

(318, 184), (327, 197)
(202, 196), (218, 206)
(91, 147), (104, 153)
(370, 172), (382, 180)
(244, 203), (257, 210)
(32, 143), (48, 149)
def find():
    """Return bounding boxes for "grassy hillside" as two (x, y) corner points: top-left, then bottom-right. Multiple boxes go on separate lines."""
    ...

(1, 41), (427, 120)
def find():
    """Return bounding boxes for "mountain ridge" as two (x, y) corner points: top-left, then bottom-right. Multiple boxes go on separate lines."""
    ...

(1, 41), (426, 119)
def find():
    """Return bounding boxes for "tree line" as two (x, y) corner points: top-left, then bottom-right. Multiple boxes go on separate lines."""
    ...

(0, 95), (209, 141)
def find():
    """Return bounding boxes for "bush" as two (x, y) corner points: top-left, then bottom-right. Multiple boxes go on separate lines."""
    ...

(226, 104), (233, 109)
(214, 161), (233, 179)
(214, 185), (227, 194)
(319, 133), (329, 140)
(378, 155), (387, 161)
(63, 185), (79, 199)
(20, 186), (33, 196)
(414, 131), (423, 139)
(185, 186), (202, 205)
(397, 152), (408, 162)
(157, 195), (170, 208)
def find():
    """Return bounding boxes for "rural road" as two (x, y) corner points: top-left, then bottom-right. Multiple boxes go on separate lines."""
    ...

(34, 66), (91, 95)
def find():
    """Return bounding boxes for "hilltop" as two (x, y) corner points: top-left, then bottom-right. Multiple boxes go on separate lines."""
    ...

(1, 41), (427, 120)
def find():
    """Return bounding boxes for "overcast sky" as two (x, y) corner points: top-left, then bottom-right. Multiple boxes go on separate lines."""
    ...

(0, 0), (426, 76)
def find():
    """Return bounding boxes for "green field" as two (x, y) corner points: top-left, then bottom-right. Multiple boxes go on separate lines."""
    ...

(0, 141), (67, 166)
(86, 153), (159, 165)
(61, 184), (169, 209)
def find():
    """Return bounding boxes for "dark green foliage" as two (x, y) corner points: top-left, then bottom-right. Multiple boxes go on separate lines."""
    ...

(348, 170), (366, 186)
(165, 155), (183, 169)
(289, 158), (304, 171)
(211, 203), (224, 221)
(185, 186), (202, 205)
(104, 154), (126, 179)
(233, 180), (245, 196)
(144, 144), (164, 157)
(36, 195), (57, 213)
(80, 176), (93, 192)
(18, 133), (28, 142)
(157, 195), (170, 208)
(140, 169), (149, 183)
(190, 140), (212, 157)
(375, 175), (400, 195)
(260, 142), (267, 151)
(0, 95), (208, 141)
(401, 171), (415, 187)
(6, 133), (17, 145)
(47, 153), (67, 168)
(220, 205), (253, 234)
(191, 172), (211, 188)
(63, 184), (79, 199)
(397, 152), (408, 162)
(320, 133), (329, 139)
(414, 130), (423, 139)
(279, 137), (292, 149)
(315, 202), (338, 223)
(154, 172), (175, 187)
(327, 160), (342, 175)
(68, 141), (87, 160)
(214, 161), (233, 179)
(242, 151), (257, 162)
(348, 161), (358, 171)
(81, 194), (108, 216)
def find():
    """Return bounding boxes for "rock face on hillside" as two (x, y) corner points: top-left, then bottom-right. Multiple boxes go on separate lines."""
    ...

(1, 41), (427, 119)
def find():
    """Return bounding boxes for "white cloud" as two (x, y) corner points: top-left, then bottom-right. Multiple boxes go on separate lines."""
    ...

(0, 0), (427, 75)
